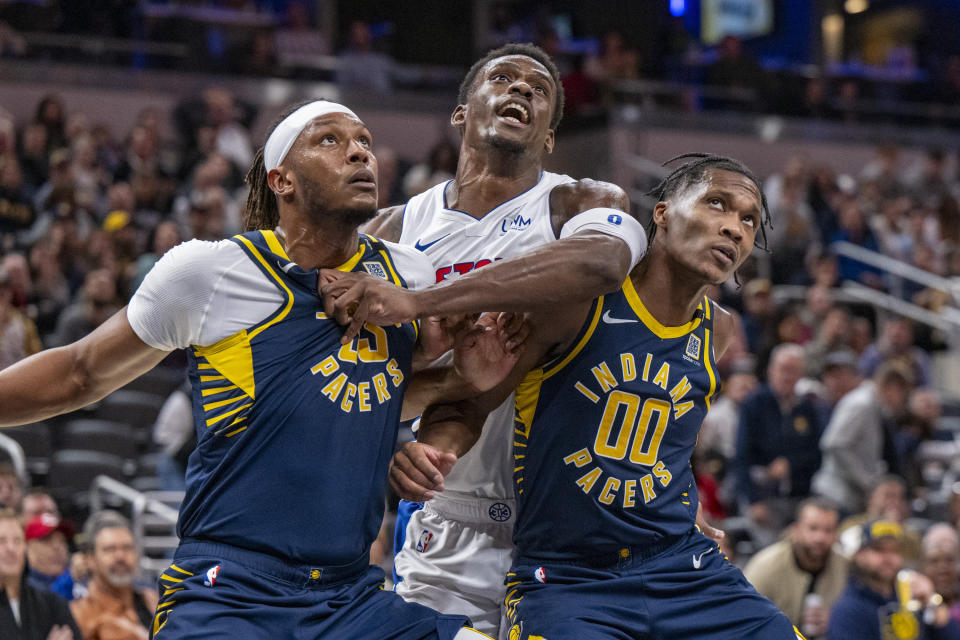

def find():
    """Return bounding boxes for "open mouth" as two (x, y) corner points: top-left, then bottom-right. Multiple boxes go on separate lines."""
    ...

(712, 245), (737, 265)
(348, 169), (376, 188)
(497, 101), (530, 125)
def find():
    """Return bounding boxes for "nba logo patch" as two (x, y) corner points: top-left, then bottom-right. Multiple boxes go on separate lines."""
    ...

(685, 334), (701, 360)
(204, 565), (221, 587)
(416, 530), (434, 553)
(534, 567), (546, 583)
(363, 261), (388, 280)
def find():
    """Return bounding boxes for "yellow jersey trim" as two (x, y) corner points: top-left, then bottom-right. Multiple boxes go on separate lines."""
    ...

(542, 297), (604, 380)
(622, 277), (703, 339)
(261, 230), (290, 261)
(336, 241), (366, 272)
(233, 235), (295, 340)
(703, 326), (718, 410)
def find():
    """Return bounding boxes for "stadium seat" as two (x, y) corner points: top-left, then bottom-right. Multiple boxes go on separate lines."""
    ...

(91, 390), (165, 434)
(3, 422), (53, 476)
(48, 449), (127, 507)
(61, 420), (139, 462)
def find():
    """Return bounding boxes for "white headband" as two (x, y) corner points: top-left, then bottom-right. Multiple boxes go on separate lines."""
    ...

(263, 100), (358, 171)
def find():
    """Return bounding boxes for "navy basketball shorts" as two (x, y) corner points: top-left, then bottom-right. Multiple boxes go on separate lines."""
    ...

(150, 540), (469, 640)
(503, 528), (803, 640)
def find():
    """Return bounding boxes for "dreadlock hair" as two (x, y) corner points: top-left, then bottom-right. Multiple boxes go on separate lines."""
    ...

(644, 152), (772, 250)
(243, 99), (326, 232)
(457, 43), (565, 130)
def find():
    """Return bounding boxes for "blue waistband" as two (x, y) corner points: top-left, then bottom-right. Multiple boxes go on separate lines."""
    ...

(514, 528), (694, 570)
(175, 538), (371, 589)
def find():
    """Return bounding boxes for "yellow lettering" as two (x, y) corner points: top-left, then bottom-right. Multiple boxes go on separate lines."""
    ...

(640, 474), (657, 503)
(575, 467), (602, 494)
(321, 373), (348, 402)
(673, 401), (694, 420)
(653, 461), (673, 487)
(621, 353), (636, 381)
(563, 448), (593, 468)
(629, 398), (671, 466)
(575, 382), (600, 403)
(357, 382), (371, 412)
(311, 355), (339, 376)
(341, 383), (357, 412)
(652, 363), (670, 390)
(591, 361), (618, 393)
(386, 359), (404, 386)
(669, 376), (692, 404)
(642, 353), (652, 381)
(623, 479), (637, 508)
(598, 477), (621, 505)
(594, 391), (640, 460)
(338, 339), (358, 364)
(372, 373), (391, 403)
(357, 324), (389, 362)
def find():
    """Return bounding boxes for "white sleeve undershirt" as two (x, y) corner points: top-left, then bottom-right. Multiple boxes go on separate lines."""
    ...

(128, 237), (433, 351)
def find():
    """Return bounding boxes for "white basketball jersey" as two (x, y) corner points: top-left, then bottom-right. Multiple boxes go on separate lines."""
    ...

(399, 171), (574, 498)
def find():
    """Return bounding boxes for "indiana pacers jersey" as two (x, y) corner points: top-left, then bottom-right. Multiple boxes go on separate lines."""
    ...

(398, 171), (573, 498)
(512, 278), (719, 559)
(176, 230), (418, 566)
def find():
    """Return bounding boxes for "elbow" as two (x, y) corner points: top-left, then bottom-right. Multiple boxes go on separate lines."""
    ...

(591, 237), (632, 293)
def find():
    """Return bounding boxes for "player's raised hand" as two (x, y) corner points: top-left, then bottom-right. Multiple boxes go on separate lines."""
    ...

(390, 441), (457, 501)
(319, 270), (419, 343)
(453, 313), (527, 393)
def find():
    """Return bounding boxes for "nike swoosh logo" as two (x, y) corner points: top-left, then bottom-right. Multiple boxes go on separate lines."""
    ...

(692, 548), (714, 569)
(414, 234), (450, 251)
(602, 310), (639, 325)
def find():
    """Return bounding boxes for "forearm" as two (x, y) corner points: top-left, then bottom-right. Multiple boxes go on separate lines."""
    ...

(0, 345), (102, 425)
(402, 366), (478, 422)
(411, 233), (630, 317)
(416, 402), (487, 458)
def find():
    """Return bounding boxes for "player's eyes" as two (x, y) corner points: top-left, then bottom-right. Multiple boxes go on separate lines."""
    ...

(534, 85), (546, 95)
(708, 198), (723, 208)
(320, 134), (337, 145)
(742, 216), (756, 228)
(493, 73), (510, 82)
(358, 136), (372, 148)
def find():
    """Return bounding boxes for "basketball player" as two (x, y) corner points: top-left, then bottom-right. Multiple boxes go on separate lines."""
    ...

(0, 100), (495, 639)
(393, 154), (804, 639)
(322, 43), (648, 636)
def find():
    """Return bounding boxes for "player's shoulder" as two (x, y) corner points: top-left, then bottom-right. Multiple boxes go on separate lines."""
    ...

(549, 178), (630, 223)
(378, 239), (434, 290)
(361, 205), (405, 242)
(156, 237), (246, 273)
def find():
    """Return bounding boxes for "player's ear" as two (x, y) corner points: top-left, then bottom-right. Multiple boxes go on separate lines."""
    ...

(267, 167), (295, 198)
(451, 104), (466, 129)
(653, 202), (669, 229)
(543, 128), (555, 155)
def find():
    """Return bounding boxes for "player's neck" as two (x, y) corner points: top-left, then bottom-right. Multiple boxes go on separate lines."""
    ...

(630, 250), (708, 326)
(275, 208), (360, 270)
(447, 150), (542, 218)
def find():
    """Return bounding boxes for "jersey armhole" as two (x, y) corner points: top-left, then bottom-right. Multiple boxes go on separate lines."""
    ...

(540, 296), (605, 380)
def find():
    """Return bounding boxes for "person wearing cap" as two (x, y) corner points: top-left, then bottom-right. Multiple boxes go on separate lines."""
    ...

(0, 266), (42, 372)
(827, 520), (960, 640)
(69, 511), (157, 640)
(0, 98), (505, 639)
(24, 514), (72, 593)
(0, 508), (80, 640)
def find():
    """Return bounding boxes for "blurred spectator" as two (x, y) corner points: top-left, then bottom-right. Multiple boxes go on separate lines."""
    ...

(34, 96), (66, 156)
(897, 389), (944, 490)
(848, 316), (874, 357)
(735, 344), (824, 540)
(275, 1), (329, 66)
(804, 306), (851, 379)
(337, 21), (395, 94)
(49, 269), (119, 348)
(585, 31), (639, 84)
(18, 123), (49, 198)
(70, 511), (157, 640)
(375, 146), (405, 209)
(828, 521), (960, 640)
(922, 524), (960, 623)
(815, 350), (862, 420)
(0, 464), (22, 512)
(704, 35), (764, 108)
(830, 199), (884, 288)
(0, 267), (42, 372)
(740, 278), (776, 357)
(0, 20), (26, 58)
(152, 381), (193, 492)
(0, 509), (80, 640)
(201, 89), (254, 174)
(904, 149), (954, 208)
(131, 221), (181, 293)
(562, 54), (602, 118)
(859, 317), (932, 388)
(699, 358), (757, 463)
(813, 363), (913, 515)
(19, 492), (58, 524)
(743, 498), (848, 637)
(838, 476), (923, 566)
(402, 139), (458, 200)
(24, 515), (72, 593)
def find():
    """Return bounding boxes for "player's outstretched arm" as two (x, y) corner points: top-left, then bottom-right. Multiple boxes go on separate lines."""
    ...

(322, 181), (643, 342)
(0, 308), (170, 427)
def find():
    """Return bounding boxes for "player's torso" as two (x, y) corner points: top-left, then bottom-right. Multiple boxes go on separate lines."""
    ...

(399, 172), (573, 499)
(513, 279), (721, 559)
(179, 230), (418, 565)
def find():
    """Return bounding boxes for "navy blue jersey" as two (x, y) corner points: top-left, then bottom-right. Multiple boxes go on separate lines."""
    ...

(512, 277), (719, 559)
(177, 230), (418, 566)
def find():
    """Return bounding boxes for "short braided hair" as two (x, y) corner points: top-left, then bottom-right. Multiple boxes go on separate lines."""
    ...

(457, 43), (565, 130)
(645, 153), (771, 250)
(243, 99), (326, 232)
